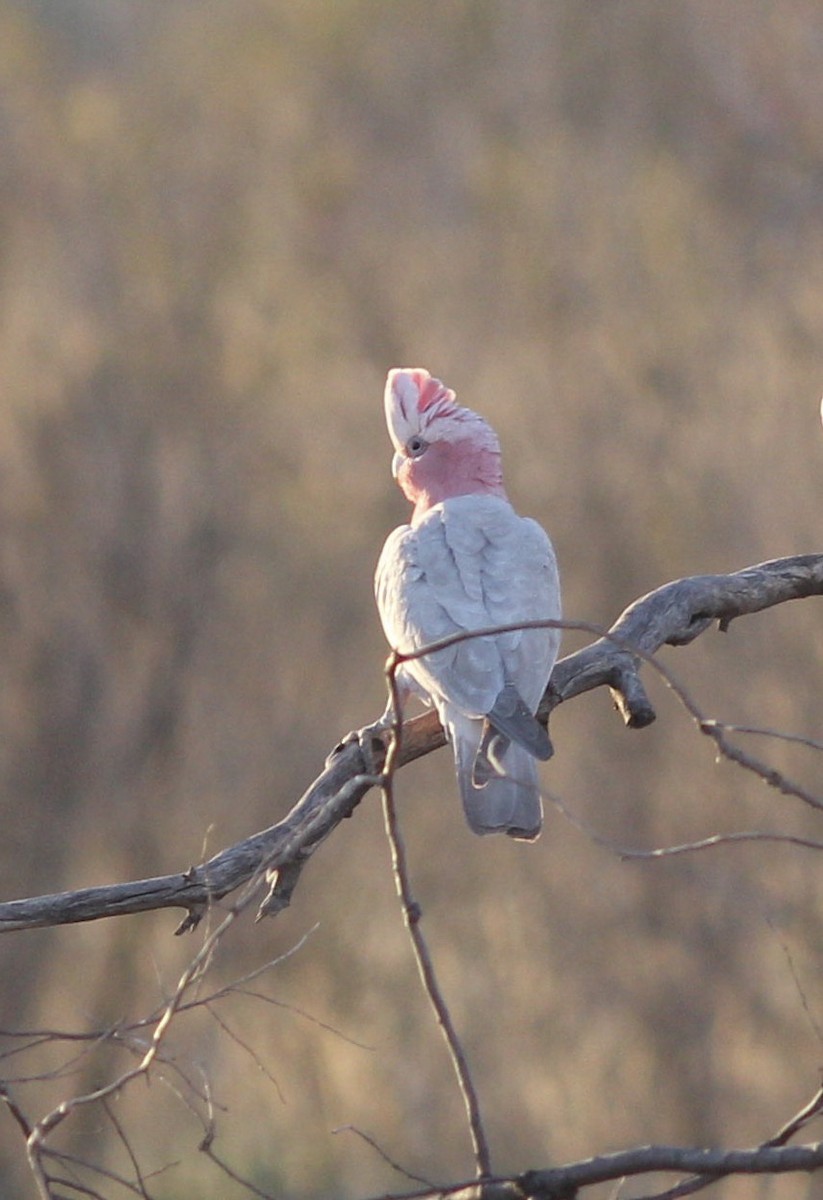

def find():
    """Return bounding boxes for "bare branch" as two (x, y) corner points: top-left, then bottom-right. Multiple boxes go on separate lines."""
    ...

(698, 722), (823, 754)
(548, 1138), (823, 1194)
(204, 1003), (286, 1102)
(379, 678), (492, 1180)
(332, 1125), (438, 1189)
(764, 1084), (823, 1148)
(1, 553), (822, 935)
(363, 1137), (823, 1200)
(543, 553), (823, 722)
(16, 873), (277, 1195)
(546, 787), (823, 862)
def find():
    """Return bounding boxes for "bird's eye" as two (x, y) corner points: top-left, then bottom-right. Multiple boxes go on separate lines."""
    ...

(406, 435), (428, 458)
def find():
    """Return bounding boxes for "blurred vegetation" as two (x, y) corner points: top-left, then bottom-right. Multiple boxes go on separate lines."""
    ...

(2, 1), (823, 1196)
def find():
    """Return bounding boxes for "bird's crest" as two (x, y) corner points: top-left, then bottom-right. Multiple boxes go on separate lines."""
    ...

(386, 368), (458, 429)
(384, 367), (497, 457)
(415, 371), (456, 415)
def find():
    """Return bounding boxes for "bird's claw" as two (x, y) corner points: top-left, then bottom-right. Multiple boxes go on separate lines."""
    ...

(326, 719), (392, 775)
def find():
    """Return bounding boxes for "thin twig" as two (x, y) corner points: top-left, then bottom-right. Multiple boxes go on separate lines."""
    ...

(332, 1124), (437, 1188)
(101, 1096), (154, 1199)
(204, 1002), (286, 1102)
(19, 868), (277, 1197)
(379, 652), (492, 1180)
(635, 1084), (823, 1200)
(765, 918), (823, 1048)
(764, 1083), (823, 1147)
(200, 1141), (279, 1200)
(618, 831), (823, 858)
(38, 1145), (157, 1198)
(547, 788), (823, 862)
(0, 1082), (32, 1138)
(197, 1075), (278, 1198)
(699, 721), (823, 753)
(633, 1173), (718, 1200)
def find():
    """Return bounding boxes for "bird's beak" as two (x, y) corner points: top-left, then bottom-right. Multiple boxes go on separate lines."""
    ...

(391, 451), (405, 479)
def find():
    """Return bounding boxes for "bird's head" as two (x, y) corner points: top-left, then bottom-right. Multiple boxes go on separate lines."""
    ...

(383, 368), (507, 523)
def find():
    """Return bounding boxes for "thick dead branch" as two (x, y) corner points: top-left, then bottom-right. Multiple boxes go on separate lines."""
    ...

(542, 552), (823, 726)
(407, 1137), (823, 1200)
(519, 1138), (823, 1197)
(1, 553), (822, 935)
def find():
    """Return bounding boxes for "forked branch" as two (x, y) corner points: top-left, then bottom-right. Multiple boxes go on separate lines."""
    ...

(0, 554), (821, 935)
(376, 1135), (823, 1200)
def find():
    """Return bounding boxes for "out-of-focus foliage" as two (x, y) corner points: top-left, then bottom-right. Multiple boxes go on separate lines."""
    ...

(2, 2), (823, 1196)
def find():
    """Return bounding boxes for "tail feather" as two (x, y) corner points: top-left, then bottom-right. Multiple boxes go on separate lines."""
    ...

(486, 684), (553, 761)
(455, 734), (543, 840)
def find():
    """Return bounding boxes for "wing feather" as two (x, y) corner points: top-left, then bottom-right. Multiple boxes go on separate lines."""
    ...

(375, 495), (560, 720)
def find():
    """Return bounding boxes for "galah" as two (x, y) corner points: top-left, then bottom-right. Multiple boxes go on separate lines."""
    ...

(375, 368), (561, 839)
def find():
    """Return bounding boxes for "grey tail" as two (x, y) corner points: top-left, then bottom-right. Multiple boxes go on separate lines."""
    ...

(486, 683), (553, 760)
(456, 738), (543, 841)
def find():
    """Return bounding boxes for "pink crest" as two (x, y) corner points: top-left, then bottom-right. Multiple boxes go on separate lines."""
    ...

(386, 368), (457, 428)
(410, 370), (456, 415)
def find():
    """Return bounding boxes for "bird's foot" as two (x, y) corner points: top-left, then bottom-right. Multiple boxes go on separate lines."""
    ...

(326, 715), (393, 776)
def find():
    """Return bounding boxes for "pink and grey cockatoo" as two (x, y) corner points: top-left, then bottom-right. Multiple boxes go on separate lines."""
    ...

(375, 368), (561, 839)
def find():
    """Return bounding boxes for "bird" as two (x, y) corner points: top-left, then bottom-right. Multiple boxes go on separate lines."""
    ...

(375, 367), (561, 839)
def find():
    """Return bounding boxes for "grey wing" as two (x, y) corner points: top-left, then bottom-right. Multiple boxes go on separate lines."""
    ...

(375, 511), (509, 717)
(480, 513), (561, 712)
